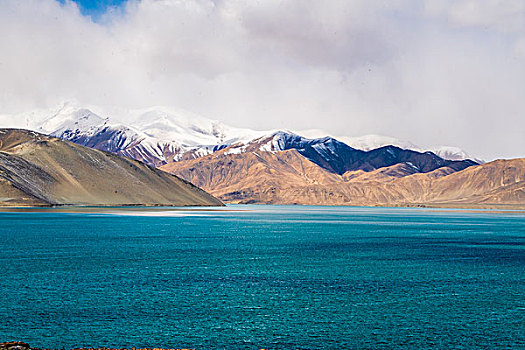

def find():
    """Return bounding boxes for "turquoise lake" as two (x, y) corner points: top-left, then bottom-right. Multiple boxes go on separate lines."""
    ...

(0, 205), (524, 349)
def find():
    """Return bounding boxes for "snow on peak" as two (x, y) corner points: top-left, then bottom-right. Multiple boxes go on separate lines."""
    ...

(297, 129), (480, 162)
(39, 106), (107, 136)
(297, 130), (422, 151)
(431, 146), (483, 163)
(252, 131), (349, 164)
(127, 106), (270, 147)
(338, 134), (422, 152)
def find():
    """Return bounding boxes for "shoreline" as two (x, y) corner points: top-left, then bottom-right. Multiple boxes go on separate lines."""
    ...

(0, 203), (523, 214)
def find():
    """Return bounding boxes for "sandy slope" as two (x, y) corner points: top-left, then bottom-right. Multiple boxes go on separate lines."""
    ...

(0, 129), (223, 207)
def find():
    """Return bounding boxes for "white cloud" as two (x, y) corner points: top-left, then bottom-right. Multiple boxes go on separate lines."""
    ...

(424, 0), (525, 31)
(515, 37), (525, 57)
(0, 0), (524, 160)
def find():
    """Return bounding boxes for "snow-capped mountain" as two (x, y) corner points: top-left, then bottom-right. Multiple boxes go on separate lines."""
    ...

(297, 130), (483, 162)
(237, 131), (476, 175)
(24, 102), (270, 166)
(5, 102), (479, 168)
(431, 146), (483, 164)
(298, 130), (422, 152)
(130, 106), (269, 147)
(32, 103), (184, 167)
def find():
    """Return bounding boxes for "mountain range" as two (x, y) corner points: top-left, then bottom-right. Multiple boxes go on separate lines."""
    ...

(16, 102), (481, 167)
(2, 102), (523, 208)
(162, 146), (524, 207)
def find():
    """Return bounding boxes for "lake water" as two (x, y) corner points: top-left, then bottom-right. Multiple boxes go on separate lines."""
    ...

(0, 205), (524, 349)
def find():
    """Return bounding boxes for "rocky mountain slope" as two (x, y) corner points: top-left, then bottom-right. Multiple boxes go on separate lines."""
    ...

(0, 129), (223, 207)
(161, 143), (524, 207)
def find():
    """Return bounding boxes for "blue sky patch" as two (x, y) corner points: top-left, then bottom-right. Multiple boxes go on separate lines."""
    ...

(58, 0), (128, 18)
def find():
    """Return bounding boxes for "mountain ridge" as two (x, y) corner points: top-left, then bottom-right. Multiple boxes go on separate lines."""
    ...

(233, 131), (476, 175)
(8, 103), (481, 167)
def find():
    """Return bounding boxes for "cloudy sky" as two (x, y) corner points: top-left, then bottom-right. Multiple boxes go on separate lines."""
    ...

(0, 0), (524, 160)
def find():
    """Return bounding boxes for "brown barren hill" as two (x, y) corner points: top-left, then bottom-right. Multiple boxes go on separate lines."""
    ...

(161, 144), (525, 208)
(161, 147), (342, 204)
(0, 129), (223, 207)
(423, 158), (525, 205)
